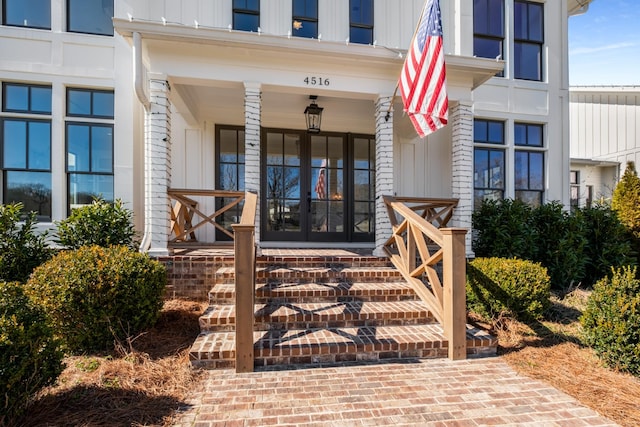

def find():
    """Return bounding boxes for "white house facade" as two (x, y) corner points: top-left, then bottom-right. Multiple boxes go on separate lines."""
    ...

(0, 0), (589, 256)
(569, 86), (640, 208)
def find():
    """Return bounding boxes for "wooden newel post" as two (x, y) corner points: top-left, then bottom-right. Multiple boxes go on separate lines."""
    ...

(441, 228), (467, 360)
(232, 224), (256, 373)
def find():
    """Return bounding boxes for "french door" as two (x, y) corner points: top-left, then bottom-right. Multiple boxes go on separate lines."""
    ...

(261, 129), (375, 243)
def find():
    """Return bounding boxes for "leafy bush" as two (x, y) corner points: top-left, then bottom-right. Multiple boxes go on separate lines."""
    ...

(0, 203), (52, 283)
(55, 198), (137, 249)
(466, 257), (551, 322)
(1, 281), (64, 423)
(530, 202), (588, 289)
(25, 245), (166, 353)
(577, 204), (636, 287)
(472, 199), (536, 260)
(581, 266), (640, 376)
(612, 161), (640, 240)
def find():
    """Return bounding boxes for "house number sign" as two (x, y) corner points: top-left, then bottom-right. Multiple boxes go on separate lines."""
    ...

(304, 77), (330, 86)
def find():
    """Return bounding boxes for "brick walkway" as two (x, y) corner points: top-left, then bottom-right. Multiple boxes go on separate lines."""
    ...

(172, 357), (618, 427)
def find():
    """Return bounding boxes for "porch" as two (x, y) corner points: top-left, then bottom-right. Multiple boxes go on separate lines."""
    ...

(156, 192), (497, 372)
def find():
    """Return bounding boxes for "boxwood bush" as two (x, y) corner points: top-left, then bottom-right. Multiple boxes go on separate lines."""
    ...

(581, 266), (640, 376)
(466, 257), (551, 322)
(25, 245), (166, 353)
(1, 281), (64, 423)
(0, 203), (52, 283)
(55, 198), (137, 249)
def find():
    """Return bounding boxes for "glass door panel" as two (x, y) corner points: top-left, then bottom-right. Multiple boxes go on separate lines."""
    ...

(351, 135), (375, 241)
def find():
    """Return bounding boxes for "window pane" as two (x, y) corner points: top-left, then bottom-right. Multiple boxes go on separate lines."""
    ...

(515, 190), (542, 207)
(293, 20), (317, 38)
(3, 120), (27, 168)
(284, 134), (301, 166)
(5, 171), (52, 220)
(351, 0), (373, 25)
(528, 3), (543, 42)
(488, 122), (503, 143)
(514, 123), (526, 145)
(68, 0), (114, 36)
(489, 150), (504, 188)
(219, 164), (238, 190)
(473, 0), (488, 35)
(354, 201), (372, 233)
(514, 1), (526, 39)
(350, 26), (373, 45)
(28, 122), (51, 170)
(529, 152), (544, 189)
(515, 42), (541, 81)
(474, 37), (502, 60)
(293, 0), (317, 18)
(93, 91), (114, 117)
(474, 120), (487, 142)
(234, 13), (259, 31)
(515, 151), (528, 189)
(474, 189), (503, 209)
(474, 149), (488, 187)
(69, 174), (113, 207)
(67, 125), (90, 172)
(488, 0), (504, 37)
(30, 87), (52, 113)
(4, 85), (29, 111)
(68, 90), (91, 115)
(91, 126), (113, 173)
(528, 125), (542, 146)
(4, 0), (51, 29)
(220, 130), (239, 163)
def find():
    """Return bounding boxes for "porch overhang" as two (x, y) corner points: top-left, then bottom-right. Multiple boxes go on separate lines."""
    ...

(114, 18), (503, 95)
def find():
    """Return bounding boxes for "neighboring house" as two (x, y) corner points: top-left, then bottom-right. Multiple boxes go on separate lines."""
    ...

(569, 86), (640, 209)
(0, 0), (590, 256)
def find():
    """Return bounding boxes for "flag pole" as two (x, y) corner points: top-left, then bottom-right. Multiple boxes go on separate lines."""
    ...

(384, 0), (430, 122)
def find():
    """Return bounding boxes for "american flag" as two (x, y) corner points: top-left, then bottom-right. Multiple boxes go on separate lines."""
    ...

(314, 160), (326, 199)
(399, 0), (448, 138)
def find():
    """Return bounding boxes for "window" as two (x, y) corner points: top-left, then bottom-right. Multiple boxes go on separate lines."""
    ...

(473, 0), (504, 76)
(2, 0), (50, 29)
(514, 1), (543, 81)
(352, 135), (375, 238)
(514, 122), (543, 147)
(66, 88), (114, 213)
(216, 126), (246, 239)
(515, 151), (544, 206)
(570, 170), (579, 212)
(350, 0), (373, 45)
(292, 0), (318, 39)
(67, 0), (114, 36)
(473, 119), (505, 208)
(1, 83), (52, 220)
(233, 0), (259, 32)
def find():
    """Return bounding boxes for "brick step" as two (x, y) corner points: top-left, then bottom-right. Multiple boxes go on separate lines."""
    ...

(209, 281), (419, 304)
(189, 324), (498, 369)
(257, 255), (392, 268)
(199, 300), (437, 332)
(215, 265), (403, 284)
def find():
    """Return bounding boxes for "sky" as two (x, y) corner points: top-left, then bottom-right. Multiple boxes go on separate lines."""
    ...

(569, 0), (640, 86)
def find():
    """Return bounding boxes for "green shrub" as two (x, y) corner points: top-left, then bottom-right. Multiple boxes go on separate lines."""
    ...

(466, 257), (551, 322)
(581, 266), (640, 376)
(1, 282), (64, 423)
(0, 203), (52, 283)
(531, 202), (588, 290)
(577, 204), (636, 287)
(472, 199), (536, 260)
(612, 161), (640, 240)
(25, 245), (166, 353)
(55, 198), (137, 249)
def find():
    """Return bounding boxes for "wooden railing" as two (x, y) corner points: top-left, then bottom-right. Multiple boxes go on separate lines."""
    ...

(168, 188), (246, 243)
(382, 196), (467, 360)
(231, 191), (258, 373)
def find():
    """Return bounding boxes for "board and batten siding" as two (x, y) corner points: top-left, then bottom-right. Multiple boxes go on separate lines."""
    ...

(570, 88), (640, 168)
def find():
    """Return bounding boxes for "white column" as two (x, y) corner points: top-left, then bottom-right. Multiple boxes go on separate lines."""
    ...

(450, 100), (474, 257)
(146, 75), (172, 257)
(373, 95), (394, 257)
(244, 82), (261, 247)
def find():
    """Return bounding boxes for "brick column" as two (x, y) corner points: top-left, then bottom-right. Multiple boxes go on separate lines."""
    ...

(244, 82), (261, 248)
(450, 100), (474, 257)
(373, 95), (394, 257)
(146, 75), (172, 257)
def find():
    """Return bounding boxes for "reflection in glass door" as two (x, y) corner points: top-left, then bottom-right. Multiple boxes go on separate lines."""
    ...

(263, 131), (303, 240)
(309, 134), (346, 240)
